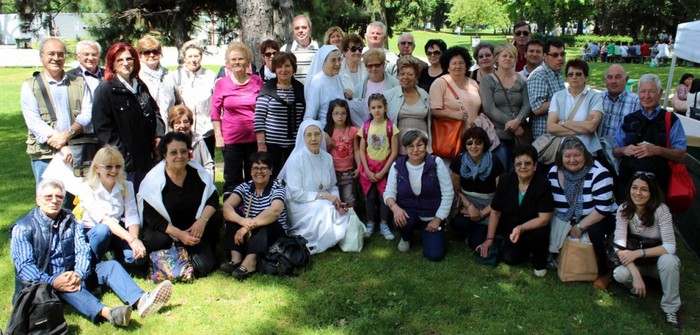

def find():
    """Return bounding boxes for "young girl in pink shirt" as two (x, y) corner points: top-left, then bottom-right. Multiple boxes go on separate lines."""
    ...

(324, 99), (360, 208)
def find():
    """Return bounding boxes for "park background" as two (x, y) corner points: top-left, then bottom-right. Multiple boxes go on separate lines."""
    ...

(1, 0), (700, 334)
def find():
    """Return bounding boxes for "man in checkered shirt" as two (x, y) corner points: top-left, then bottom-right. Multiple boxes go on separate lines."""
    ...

(527, 38), (566, 139)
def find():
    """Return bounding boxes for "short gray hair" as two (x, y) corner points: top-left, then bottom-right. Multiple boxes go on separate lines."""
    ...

(555, 136), (594, 170)
(367, 21), (387, 35)
(37, 179), (66, 195)
(75, 40), (101, 55)
(39, 37), (66, 54)
(401, 129), (429, 147)
(638, 73), (662, 93)
(293, 14), (312, 29)
(398, 32), (414, 45)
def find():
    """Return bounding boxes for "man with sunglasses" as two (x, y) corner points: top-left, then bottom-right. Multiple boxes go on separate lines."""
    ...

(10, 179), (173, 327)
(527, 38), (566, 142)
(512, 21), (531, 72)
(21, 38), (92, 185)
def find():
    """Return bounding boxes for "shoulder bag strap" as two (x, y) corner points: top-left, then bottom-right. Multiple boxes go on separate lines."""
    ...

(441, 76), (465, 113)
(34, 73), (58, 122)
(566, 93), (586, 121)
(664, 111), (671, 150)
(493, 73), (517, 117)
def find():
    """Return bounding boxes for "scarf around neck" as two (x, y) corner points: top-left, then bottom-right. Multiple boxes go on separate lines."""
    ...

(560, 165), (592, 222)
(460, 151), (493, 181)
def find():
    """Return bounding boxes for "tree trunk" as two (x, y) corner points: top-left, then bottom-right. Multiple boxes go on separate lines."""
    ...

(273, 0), (294, 47)
(236, 0), (276, 69)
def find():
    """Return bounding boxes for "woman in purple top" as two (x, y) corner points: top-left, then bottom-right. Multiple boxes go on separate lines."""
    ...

(211, 42), (263, 195)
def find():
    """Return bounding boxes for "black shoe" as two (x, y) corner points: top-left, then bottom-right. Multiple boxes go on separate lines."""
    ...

(231, 266), (254, 281)
(665, 312), (679, 328)
(219, 261), (241, 274)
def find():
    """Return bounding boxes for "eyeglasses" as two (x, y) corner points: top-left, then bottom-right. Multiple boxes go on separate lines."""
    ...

(567, 71), (584, 78)
(252, 166), (269, 173)
(449, 61), (466, 66)
(365, 63), (383, 69)
(98, 164), (123, 170)
(42, 194), (65, 202)
(332, 111), (347, 116)
(633, 171), (655, 178)
(115, 57), (134, 64)
(465, 140), (483, 146)
(43, 51), (66, 59)
(548, 52), (566, 58)
(514, 30), (530, 37)
(141, 50), (160, 57)
(406, 143), (426, 151)
(399, 41), (414, 45)
(263, 52), (277, 57)
(515, 161), (534, 168)
(426, 51), (442, 57)
(347, 46), (363, 53)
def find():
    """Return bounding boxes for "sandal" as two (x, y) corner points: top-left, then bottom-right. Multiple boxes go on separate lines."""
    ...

(231, 265), (254, 281)
(219, 261), (241, 274)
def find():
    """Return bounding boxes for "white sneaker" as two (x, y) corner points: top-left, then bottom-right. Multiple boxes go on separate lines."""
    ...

(379, 224), (395, 240)
(398, 239), (410, 252)
(533, 269), (547, 277)
(138, 280), (173, 318)
(364, 223), (375, 238)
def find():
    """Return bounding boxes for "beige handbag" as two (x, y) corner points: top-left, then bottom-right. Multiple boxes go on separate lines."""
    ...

(557, 236), (598, 282)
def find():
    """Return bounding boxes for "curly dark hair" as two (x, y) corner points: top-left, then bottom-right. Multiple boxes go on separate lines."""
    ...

(440, 46), (472, 74)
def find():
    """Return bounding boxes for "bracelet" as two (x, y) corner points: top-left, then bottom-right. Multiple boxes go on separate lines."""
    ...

(128, 237), (137, 244)
(641, 248), (647, 258)
(200, 216), (210, 223)
(575, 223), (583, 231)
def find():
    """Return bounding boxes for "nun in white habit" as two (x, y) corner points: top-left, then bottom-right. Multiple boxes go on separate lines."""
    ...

(278, 120), (349, 254)
(304, 45), (366, 128)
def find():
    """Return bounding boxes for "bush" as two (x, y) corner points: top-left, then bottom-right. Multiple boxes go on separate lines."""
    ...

(531, 34), (633, 47)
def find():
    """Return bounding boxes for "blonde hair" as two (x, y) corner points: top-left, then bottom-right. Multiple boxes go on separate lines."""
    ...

(324, 26), (345, 45)
(362, 48), (386, 65)
(85, 146), (126, 189)
(494, 43), (518, 68)
(136, 35), (162, 53)
(225, 42), (253, 67)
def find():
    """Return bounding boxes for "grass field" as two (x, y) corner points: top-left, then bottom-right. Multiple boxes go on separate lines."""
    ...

(1, 29), (699, 334)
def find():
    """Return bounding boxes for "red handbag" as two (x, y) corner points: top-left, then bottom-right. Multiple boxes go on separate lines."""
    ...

(665, 112), (696, 212)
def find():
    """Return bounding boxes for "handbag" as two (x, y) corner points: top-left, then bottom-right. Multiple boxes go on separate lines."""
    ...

(257, 235), (312, 276)
(474, 112), (501, 152)
(557, 235), (598, 282)
(339, 208), (366, 252)
(532, 95), (586, 164)
(688, 93), (700, 120)
(67, 134), (100, 177)
(431, 77), (465, 159)
(664, 112), (696, 212)
(606, 234), (662, 267)
(149, 245), (195, 283)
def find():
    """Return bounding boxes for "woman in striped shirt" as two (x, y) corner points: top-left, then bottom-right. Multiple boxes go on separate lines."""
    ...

(548, 136), (617, 289)
(221, 152), (287, 280)
(255, 52), (305, 176)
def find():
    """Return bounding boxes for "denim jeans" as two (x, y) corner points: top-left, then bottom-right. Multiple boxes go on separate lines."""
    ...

(30, 158), (51, 185)
(85, 225), (146, 267)
(58, 260), (144, 322)
(396, 209), (445, 261)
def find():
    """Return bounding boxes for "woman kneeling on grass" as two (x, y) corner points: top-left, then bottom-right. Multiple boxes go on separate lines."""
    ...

(221, 152), (286, 280)
(383, 129), (453, 261)
(612, 172), (681, 328)
(475, 144), (553, 276)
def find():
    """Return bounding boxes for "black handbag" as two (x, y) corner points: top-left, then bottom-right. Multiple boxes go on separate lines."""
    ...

(68, 134), (100, 177)
(257, 235), (312, 276)
(689, 93), (700, 120)
(606, 234), (662, 267)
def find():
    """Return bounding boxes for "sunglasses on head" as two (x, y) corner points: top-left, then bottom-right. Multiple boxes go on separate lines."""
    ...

(633, 171), (655, 179)
(515, 31), (530, 37)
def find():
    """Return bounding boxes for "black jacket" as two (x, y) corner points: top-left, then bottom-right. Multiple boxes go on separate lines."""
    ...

(92, 78), (165, 173)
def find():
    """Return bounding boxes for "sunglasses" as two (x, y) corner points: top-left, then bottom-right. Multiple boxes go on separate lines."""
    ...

(263, 52), (277, 57)
(42, 194), (65, 202)
(567, 71), (584, 78)
(365, 63), (383, 69)
(141, 49), (160, 57)
(347, 46), (363, 53)
(99, 164), (123, 170)
(426, 51), (442, 57)
(633, 171), (655, 178)
(465, 140), (483, 146)
(548, 52), (567, 58)
(515, 31), (530, 37)
(399, 41), (414, 45)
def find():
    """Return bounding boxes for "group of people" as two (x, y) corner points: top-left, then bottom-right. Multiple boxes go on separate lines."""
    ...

(582, 40), (671, 64)
(14, 18), (686, 328)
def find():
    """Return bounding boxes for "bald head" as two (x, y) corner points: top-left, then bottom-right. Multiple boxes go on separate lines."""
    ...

(604, 64), (629, 98)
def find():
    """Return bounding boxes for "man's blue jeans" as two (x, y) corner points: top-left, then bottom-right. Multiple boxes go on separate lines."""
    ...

(58, 260), (144, 322)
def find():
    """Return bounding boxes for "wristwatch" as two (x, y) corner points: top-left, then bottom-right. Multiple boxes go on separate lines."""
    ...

(69, 128), (76, 137)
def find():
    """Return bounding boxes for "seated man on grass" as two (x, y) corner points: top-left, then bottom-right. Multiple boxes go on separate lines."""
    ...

(10, 179), (173, 327)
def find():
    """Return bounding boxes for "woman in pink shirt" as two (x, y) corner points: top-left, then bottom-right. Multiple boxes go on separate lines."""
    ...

(211, 42), (263, 196)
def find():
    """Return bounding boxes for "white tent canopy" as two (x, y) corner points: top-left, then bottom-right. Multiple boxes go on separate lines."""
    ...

(664, 20), (700, 108)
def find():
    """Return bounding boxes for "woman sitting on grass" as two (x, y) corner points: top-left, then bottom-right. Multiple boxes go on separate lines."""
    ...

(612, 172), (681, 328)
(221, 152), (286, 280)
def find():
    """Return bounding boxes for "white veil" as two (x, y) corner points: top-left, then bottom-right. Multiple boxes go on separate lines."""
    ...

(277, 119), (328, 181)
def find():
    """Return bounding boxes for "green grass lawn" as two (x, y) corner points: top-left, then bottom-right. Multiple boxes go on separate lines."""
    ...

(2, 31), (700, 333)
